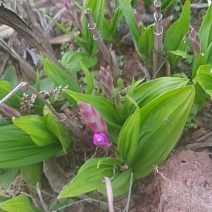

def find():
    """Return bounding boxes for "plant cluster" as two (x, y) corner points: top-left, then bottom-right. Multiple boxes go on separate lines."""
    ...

(0, 0), (212, 211)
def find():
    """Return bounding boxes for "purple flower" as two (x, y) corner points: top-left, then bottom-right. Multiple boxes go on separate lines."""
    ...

(78, 102), (108, 134)
(78, 102), (111, 149)
(93, 132), (111, 150)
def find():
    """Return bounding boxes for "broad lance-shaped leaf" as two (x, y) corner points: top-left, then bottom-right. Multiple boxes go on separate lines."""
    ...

(164, 0), (190, 67)
(0, 194), (41, 212)
(137, 25), (154, 63)
(80, 61), (94, 94)
(61, 51), (97, 72)
(117, 108), (140, 166)
(0, 168), (19, 189)
(199, 4), (212, 54)
(43, 107), (72, 153)
(118, 0), (140, 43)
(13, 115), (58, 147)
(0, 81), (21, 107)
(59, 157), (131, 198)
(193, 64), (212, 97)
(41, 56), (80, 93)
(164, 0), (190, 52)
(123, 77), (189, 118)
(0, 125), (61, 168)
(131, 85), (195, 179)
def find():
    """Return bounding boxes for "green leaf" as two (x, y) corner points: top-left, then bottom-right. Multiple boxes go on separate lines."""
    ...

(98, 168), (132, 197)
(118, 0), (140, 43)
(193, 64), (212, 97)
(205, 42), (212, 64)
(167, 50), (191, 59)
(59, 157), (121, 198)
(0, 194), (41, 212)
(61, 51), (97, 72)
(137, 25), (154, 63)
(193, 83), (207, 110)
(199, 4), (212, 54)
(164, 0), (190, 52)
(191, 53), (207, 79)
(13, 115), (58, 147)
(0, 81), (21, 108)
(41, 56), (80, 92)
(83, 0), (105, 32)
(65, 90), (121, 128)
(80, 61), (94, 94)
(81, 0), (105, 55)
(123, 77), (189, 118)
(51, 19), (90, 52)
(20, 163), (42, 187)
(102, 7), (122, 42)
(166, 38), (189, 67)
(0, 168), (19, 189)
(43, 109), (72, 152)
(0, 196), (10, 204)
(0, 125), (61, 168)
(2, 66), (18, 87)
(111, 7), (123, 40)
(132, 86), (195, 179)
(117, 108), (140, 165)
(161, 0), (177, 11)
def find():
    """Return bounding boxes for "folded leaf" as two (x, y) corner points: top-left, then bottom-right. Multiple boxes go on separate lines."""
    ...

(41, 56), (80, 92)
(118, 0), (140, 43)
(43, 109), (72, 152)
(13, 115), (58, 147)
(117, 108), (140, 165)
(123, 77), (189, 119)
(0, 125), (61, 168)
(132, 86), (195, 179)
(199, 4), (212, 54)
(62, 51), (97, 72)
(0, 194), (41, 212)
(193, 64), (212, 97)
(59, 157), (122, 198)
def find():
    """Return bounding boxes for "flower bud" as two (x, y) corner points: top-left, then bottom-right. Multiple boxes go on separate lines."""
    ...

(100, 66), (114, 100)
(93, 132), (111, 149)
(134, 9), (140, 23)
(78, 102), (108, 134)
(190, 28), (201, 55)
(1, 103), (21, 118)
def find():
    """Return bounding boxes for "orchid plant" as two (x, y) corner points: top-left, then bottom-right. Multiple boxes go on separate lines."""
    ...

(1, 0), (212, 211)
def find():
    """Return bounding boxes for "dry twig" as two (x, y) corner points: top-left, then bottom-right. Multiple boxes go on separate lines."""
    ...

(152, 0), (165, 78)
(84, 9), (119, 81)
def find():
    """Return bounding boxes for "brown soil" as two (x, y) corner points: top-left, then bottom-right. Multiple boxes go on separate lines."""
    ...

(158, 149), (212, 212)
